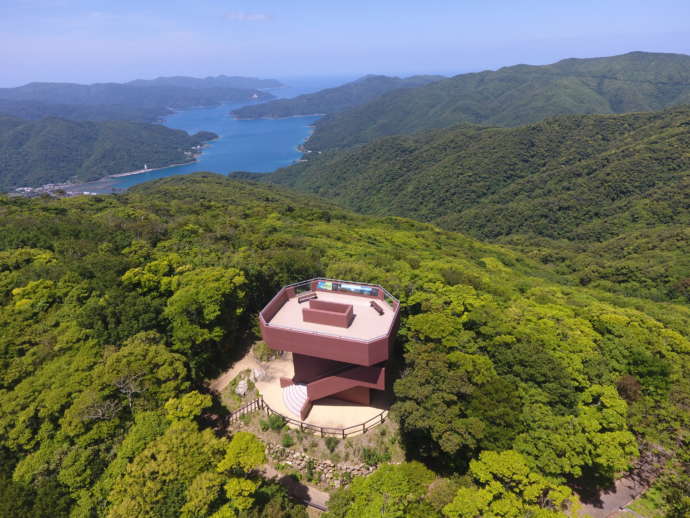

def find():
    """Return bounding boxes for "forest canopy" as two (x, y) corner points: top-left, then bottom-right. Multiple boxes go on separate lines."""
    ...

(0, 174), (688, 516)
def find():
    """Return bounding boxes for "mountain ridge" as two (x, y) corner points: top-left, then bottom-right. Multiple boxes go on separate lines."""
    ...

(304, 51), (690, 150)
(0, 77), (277, 123)
(230, 74), (444, 120)
(241, 105), (690, 302)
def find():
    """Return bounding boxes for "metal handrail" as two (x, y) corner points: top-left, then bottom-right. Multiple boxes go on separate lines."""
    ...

(285, 277), (399, 304)
(227, 396), (388, 438)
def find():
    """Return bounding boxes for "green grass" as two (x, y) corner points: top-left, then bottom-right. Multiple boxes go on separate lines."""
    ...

(628, 485), (666, 517)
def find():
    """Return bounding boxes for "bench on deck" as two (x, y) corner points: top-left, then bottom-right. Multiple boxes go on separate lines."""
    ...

(370, 300), (384, 315)
(298, 292), (318, 303)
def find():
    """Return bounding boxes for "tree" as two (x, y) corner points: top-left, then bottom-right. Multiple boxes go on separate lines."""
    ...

(214, 432), (267, 516)
(165, 391), (212, 422)
(515, 385), (638, 480)
(180, 472), (225, 518)
(106, 420), (226, 518)
(325, 462), (439, 518)
(393, 344), (515, 468)
(163, 267), (247, 376)
(217, 432), (267, 474)
(442, 450), (572, 518)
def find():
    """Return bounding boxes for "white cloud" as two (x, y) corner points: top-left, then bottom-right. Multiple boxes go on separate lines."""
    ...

(224, 11), (272, 22)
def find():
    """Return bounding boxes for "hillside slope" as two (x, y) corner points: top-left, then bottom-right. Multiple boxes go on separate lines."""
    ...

(0, 174), (688, 516)
(0, 115), (216, 189)
(231, 74), (444, 119)
(252, 106), (690, 301)
(306, 51), (690, 150)
(0, 79), (274, 122)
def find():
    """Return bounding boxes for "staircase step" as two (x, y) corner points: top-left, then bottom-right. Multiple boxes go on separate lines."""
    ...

(282, 383), (308, 417)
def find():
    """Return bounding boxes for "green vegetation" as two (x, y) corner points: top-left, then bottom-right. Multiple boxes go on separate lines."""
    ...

(325, 462), (438, 518)
(260, 414), (287, 432)
(305, 51), (690, 150)
(443, 450), (572, 518)
(0, 173), (688, 516)
(231, 74), (443, 119)
(0, 78), (275, 123)
(0, 99), (165, 123)
(0, 115), (217, 189)
(255, 106), (690, 302)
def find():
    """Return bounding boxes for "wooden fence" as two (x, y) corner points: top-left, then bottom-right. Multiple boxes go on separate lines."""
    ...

(227, 397), (388, 438)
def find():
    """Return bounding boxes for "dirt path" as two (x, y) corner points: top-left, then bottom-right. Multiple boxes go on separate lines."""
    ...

(263, 465), (330, 511)
(577, 445), (669, 518)
(208, 354), (262, 393)
(578, 475), (649, 518)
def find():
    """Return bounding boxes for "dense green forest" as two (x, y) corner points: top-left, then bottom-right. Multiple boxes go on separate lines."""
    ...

(305, 51), (690, 150)
(0, 115), (216, 189)
(0, 79), (275, 123)
(0, 99), (166, 124)
(249, 106), (690, 303)
(0, 174), (688, 517)
(231, 74), (443, 119)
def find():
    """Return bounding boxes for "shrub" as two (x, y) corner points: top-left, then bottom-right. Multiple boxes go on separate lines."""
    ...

(306, 459), (316, 481)
(267, 413), (286, 431)
(324, 436), (340, 453)
(252, 341), (277, 362)
(281, 433), (295, 448)
(361, 446), (391, 466)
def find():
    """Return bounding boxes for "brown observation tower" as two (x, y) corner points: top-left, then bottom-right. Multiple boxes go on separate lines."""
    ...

(259, 279), (400, 420)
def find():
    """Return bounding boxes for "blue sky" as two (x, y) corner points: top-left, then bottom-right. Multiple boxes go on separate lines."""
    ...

(1, 0), (689, 86)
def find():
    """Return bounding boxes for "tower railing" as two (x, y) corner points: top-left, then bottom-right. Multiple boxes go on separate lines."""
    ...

(260, 278), (400, 343)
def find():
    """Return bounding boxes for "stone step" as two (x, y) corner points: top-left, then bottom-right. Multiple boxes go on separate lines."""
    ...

(282, 383), (308, 417)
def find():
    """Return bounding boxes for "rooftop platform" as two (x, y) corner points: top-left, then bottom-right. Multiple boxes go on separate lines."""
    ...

(259, 279), (400, 367)
(268, 290), (396, 340)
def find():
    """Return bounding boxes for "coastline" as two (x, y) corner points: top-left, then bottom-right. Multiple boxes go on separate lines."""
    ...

(90, 133), (219, 180)
(231, 112), (326, 121)
(15, 103), (316, 196)
(109, 158), (198, 178)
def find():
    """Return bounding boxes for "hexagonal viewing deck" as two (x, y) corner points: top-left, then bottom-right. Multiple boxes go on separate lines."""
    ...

(259, 279), (400, 420)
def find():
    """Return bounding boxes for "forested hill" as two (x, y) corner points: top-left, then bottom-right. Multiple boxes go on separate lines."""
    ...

(0, 115), (216, 189)
(1, 173), (688, 516)
(248, 106), (690, 302)
(0, 99), (165, 123)
(0, 79), (275, 122)
(230, 74), (444, 119)
(305, 51), (690, 150)
(126, 75), (282, 90)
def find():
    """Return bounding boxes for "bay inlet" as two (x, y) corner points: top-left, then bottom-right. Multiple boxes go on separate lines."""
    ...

(71, 103), (319, 194)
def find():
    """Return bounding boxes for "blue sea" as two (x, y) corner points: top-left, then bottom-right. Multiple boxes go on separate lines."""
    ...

(72, 76), (353, 194)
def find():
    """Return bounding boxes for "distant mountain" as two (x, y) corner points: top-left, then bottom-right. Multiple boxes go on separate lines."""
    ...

(127, 75), (282, 90)
(230, 74), (444, 119)
(0, 79), (275, 122)
(0, 99), (163, 123)
(0, 115), (216, 190)
(305, 51), (690, 150)
(243, 106), (690, 301)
